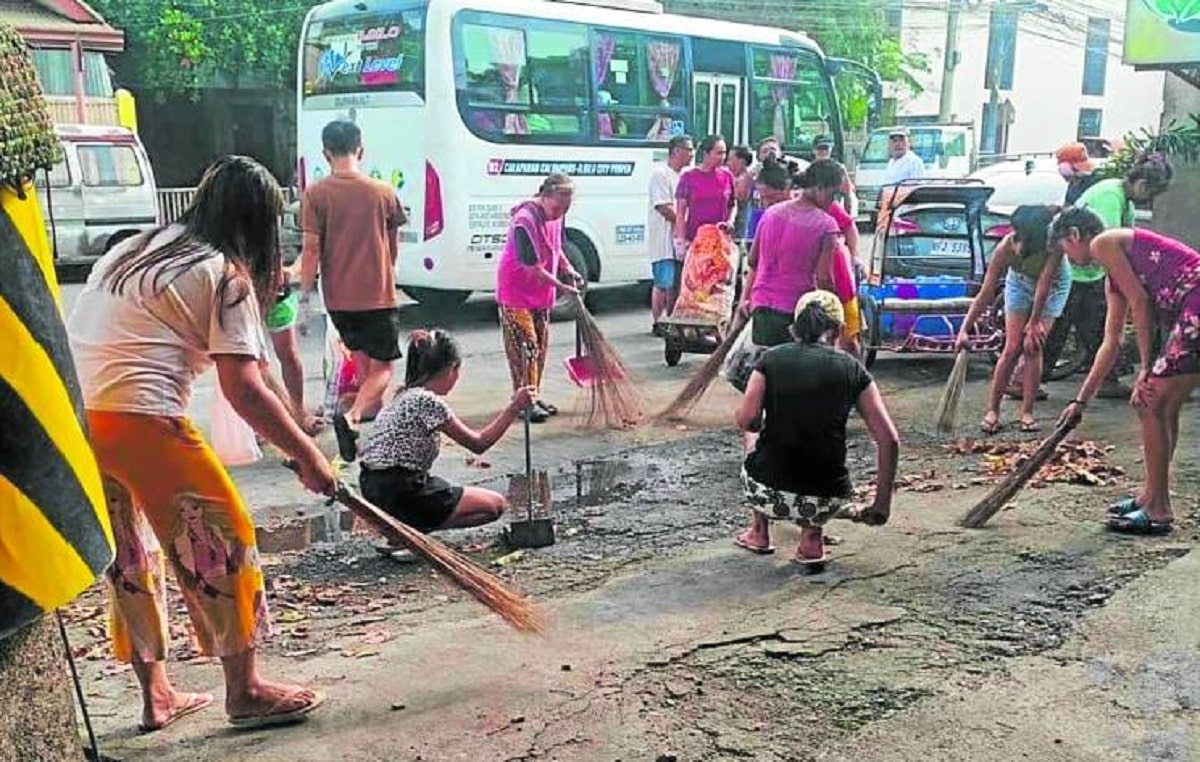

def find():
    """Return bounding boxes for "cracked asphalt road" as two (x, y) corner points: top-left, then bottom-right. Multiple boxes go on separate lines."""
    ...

(56, 285), (1199, 762)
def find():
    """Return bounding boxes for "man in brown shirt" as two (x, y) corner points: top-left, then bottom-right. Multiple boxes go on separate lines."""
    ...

(300, 119), (406, 461)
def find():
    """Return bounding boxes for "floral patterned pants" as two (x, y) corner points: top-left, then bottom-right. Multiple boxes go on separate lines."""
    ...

(87, 412), (269, 663)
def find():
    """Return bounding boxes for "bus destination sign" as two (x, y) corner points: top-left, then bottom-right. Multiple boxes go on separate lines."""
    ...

(487, 159), (635, 177)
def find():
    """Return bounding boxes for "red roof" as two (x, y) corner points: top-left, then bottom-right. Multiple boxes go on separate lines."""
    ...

(32, 0), (105, 24)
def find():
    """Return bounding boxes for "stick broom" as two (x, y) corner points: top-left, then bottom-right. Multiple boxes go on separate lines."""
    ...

(959, 416), (1080, 528)
(934, 350), (970, 435)
(286, 466), (543, 633)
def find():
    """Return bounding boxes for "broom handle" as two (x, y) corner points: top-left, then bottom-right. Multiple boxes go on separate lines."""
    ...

(524, 406), (535, 522)
(574, 296), (584, 358)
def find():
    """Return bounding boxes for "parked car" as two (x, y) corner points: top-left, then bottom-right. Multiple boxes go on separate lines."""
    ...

(34, 124), (158, 264)
(854, 123), (977, 215)
(970, 156), (1068, 255)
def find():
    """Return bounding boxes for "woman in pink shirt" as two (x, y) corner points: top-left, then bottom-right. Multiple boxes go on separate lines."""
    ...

(740, 160), (847, 347)
(675, 135), (736, 256)
(495, 174), (585, 423)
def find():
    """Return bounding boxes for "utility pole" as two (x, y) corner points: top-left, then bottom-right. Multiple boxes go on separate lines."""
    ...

(938, 0), (962, 123)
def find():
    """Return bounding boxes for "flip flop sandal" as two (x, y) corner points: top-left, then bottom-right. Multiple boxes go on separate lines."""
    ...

(979, 418), (1004, 435)
(1106, 509), (1173, 537)
(790, 553), (830, 573)
(1108, 497), (1142, 516)
(733, 536), (775, 555)
(1019, 420), (1042, 433)
(537, 401), (560, 416)
(228, 691), (326, 730)
(332, 414), (359, 462)
(138, 692), (214, 733)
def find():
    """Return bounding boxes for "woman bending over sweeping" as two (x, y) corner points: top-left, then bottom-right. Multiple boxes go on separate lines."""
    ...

(956, 204), (1071, 433)
(496, 173), (585, 424)
(734, 291), (900, 570)
(359, 330), (535, 533)
(1051, 209), (1200, 536)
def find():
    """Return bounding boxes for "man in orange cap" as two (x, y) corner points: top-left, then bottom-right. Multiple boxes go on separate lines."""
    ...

(1056, 142), (1099, 205)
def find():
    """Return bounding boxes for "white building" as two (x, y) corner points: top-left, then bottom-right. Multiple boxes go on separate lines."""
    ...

(895, 0), (1163, 154)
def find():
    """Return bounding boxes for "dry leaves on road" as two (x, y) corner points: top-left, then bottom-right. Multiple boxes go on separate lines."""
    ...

(946, 439), (1124, 488)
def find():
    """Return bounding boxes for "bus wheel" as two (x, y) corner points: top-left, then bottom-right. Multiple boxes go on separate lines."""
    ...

(404, 287), (472, 310)
(551, 236), (592, 322)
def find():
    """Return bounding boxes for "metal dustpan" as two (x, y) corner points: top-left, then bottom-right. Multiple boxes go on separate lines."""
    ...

(505, 412), (555, 548)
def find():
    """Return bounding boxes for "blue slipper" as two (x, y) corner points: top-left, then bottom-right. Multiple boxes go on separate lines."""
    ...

(1106, 509), (1173, 536)
(1107, 497), (1141, 516)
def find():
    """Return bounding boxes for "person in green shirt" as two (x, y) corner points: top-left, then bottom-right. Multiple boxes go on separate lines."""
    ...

(1032, 153), (1174, 397)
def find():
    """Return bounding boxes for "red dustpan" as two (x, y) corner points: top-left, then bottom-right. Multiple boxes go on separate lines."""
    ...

(563, 323), (623, 387)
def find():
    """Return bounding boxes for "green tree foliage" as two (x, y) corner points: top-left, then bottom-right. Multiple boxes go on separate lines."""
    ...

(89, 0), (321, 97)
(1100, 115), (1200, 180)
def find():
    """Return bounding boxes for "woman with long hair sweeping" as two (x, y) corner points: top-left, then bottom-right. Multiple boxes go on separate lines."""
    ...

(67, 156), (334, 731)
(956, 204), (1071, 433)
(496, 173), (585, 423)
(1051, 208), (1200, 536)
(733, 291), (900, 568)
(740, 160), (847, 348)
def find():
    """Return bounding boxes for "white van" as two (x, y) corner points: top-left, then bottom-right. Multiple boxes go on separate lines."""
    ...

(854, 123), (976, 215)
(34, 124), (159, 264)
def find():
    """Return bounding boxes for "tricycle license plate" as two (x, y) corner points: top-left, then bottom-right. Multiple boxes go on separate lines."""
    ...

(932, 240), (970, 256)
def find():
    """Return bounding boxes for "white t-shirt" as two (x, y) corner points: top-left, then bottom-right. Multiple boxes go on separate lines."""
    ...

(647, 161), (681, 263)
(883, 150), (926, 184)
(68, 226), (268, 417)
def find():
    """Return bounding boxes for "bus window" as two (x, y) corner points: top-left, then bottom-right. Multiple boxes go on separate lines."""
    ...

(302, 5), (426, 98)
(594, 31), (686, 143)
(456, 18), (590, 140)
(748, 47), (835, 154)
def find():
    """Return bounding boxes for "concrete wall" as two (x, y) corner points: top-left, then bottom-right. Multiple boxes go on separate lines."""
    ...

(899, 0), (1163, 154)
(1148, 74), (1199, 242)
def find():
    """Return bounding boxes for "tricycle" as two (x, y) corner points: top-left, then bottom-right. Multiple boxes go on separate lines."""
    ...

(858, 179), (1005, 368)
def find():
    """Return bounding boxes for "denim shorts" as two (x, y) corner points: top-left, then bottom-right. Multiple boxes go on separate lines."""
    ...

(651, 259), (680, 290)
(1004, 266), (1071, 319)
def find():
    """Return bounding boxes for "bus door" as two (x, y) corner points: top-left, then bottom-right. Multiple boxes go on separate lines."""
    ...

(693, 74), (744, 146)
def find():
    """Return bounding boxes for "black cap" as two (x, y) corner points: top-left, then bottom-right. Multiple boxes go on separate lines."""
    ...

(814, 134), (834, 148)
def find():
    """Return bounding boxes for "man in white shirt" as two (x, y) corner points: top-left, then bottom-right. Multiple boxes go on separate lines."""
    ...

(882, 127), (926, 185)
(648, 134), (694, 333)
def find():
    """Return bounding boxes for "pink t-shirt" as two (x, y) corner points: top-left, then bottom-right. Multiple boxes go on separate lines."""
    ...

(826, 201), (855, 237)
(749, 202), (841, 314)
(676, 167), (735, 241)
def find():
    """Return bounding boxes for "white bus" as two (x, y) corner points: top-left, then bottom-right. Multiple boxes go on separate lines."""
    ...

(297, 0), (848, 308)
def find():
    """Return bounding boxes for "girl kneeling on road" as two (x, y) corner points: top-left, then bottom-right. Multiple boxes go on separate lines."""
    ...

(956, 205), (1071, 433)
(734, 290), (900, 570)
(358, 330), (535, 533)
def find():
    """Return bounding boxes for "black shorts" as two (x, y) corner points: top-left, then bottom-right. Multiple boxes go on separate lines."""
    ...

(359, 465), (462, 533)
(329, 308), (403, 362)
(751, 307), (793, 347)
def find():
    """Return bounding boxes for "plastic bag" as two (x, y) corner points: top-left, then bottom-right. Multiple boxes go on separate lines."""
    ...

(720, 318), (763, 393)
(210, 387), (262, 467)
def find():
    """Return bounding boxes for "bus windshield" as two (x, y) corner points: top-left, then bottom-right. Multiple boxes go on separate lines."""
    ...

(748, 47), (837, 154)
(302, 3), (427, 98)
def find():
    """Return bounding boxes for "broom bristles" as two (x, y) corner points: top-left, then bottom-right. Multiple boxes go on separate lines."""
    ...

(337, 485), (545, 633)
(656, 310), (748, 422)
(573, 296), (645, 429)
(934, 350), (970, 435)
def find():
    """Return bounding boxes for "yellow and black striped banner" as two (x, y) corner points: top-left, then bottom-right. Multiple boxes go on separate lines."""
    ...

(0, 184), (114, 640)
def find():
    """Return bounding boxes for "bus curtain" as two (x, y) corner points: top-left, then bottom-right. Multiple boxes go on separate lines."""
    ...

(0, 184), (115, 640)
